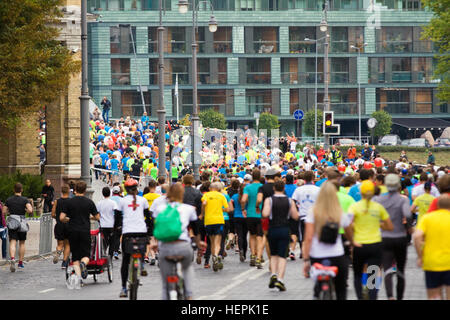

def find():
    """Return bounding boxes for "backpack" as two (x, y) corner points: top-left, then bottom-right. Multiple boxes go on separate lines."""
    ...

(153, 204), (182, 242)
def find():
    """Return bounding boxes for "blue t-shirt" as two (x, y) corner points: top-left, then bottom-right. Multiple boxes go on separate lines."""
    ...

(237, 155), (246, 165)
(348, 183), (362, 202)
(315, 178), (327, 187)
(284, 184), (297, 198)
(238, 171), (246, 179)
(100, 153), (109, 166)
(122, 157), (130, 171)
(223, 193), (231, 221)
(243, 183), (263, 218)
(97, 134), (105, 142)
(109, 158), (119, 171)
(231, 193), (244, 218)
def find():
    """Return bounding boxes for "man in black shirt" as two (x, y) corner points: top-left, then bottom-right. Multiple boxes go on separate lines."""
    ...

(182, 174), (203, 262)
(60, 181), (99, 286)
(3, 183), (33, 272)
(130, 158), (142, 180)
(51, 185), (71, 269)
(41, 179), (55, 213)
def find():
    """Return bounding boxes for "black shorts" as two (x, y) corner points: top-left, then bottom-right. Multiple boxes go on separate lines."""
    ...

(205, 224), (224, 236)
(8, 229), (27, 241)
(425, 271), (450, 289)
(54, 222), (69, 241)
(68, 230), (91, 262)
(288, 218), (299, 237)
(246, 218), (263, 237)
(268, 226), (290, 258)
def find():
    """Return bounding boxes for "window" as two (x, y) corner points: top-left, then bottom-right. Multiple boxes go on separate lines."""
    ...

(392, 58), (412, 82)
(288, 0), (322, 10)
(377, 88), (410, 114)
(330, 0), (363, 10)
(111, 59), (130, 85)
(149, 58), (189, 85)
(331, 58), (349, 83)
(208, 0), (235, 10)
(349, 27), (364, 52)
(148, 27), (157, 53)
(245, 27), (279, 53)
(375, 0), (397, 9)
(402, 0), (423, 11)
(148, 27), (187, 54)
(413, 57), (435, 83)
(243, 58), (271, 84)
(111, 90), (151, 118)
(415, 89), (432, 114)
(304, 57), (324, 83)
(176, 89), (234, 117)
(214, 27), (232, 53)
(110, 26), (136, 54)
(377, 27), (412, 52)
(246, 89), (279, 115)
(281, 58), (299, 84)
(331, 27), (348, 53)
(289, 27), (316, 53)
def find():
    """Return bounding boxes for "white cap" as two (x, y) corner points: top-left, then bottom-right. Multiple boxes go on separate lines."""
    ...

(112, 186), (121, 194)
(244, 174), (252, 181)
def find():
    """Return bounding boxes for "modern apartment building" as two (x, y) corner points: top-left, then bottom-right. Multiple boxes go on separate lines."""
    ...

(87, 0), (449, 138)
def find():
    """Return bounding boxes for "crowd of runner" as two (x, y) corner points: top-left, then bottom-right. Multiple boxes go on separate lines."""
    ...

(2, 116), (450, 300)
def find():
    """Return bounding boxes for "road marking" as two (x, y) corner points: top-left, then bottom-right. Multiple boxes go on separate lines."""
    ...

(39, 288), (55, 294)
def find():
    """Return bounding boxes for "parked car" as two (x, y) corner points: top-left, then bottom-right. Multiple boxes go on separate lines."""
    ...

(378, 134), (402, 146)
(408, 138), (431, 148)
(337, 138), (361, 146)
(401, 139), (411, 146)
(434, 138), (450, 148)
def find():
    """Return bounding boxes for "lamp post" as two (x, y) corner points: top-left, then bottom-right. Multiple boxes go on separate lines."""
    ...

(320, 0), (330, 149)
(178, 0), (218, 181)
(157, 0), (166, 180)
(80, 0), (92, 195)
(305, 35), (328, 147)
(350, 43), (368, 145)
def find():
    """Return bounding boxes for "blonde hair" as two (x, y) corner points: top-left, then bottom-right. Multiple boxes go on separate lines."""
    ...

(313, 181), (342, 238)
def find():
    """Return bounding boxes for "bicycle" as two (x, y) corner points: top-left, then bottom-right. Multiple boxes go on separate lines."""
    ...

(165, 255), (185, 300)
(125, 237), (148, 300)
(310, 262), (338, 300)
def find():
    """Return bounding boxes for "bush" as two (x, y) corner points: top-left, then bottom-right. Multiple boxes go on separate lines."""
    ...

(293, 144), (450, 154)
(0, 171), (44, 203)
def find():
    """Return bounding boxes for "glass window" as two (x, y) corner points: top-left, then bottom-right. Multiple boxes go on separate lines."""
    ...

(402, 0), (423, 11)
(331, 58), (349, 83)
(245, 58), (271, 84)
(377, 88), (410, 114)
(378, 27), (412, 52)
(252, 27), (279, 53)
(415, 89), (432, 114)
(392, 58), (412, 82)
(214, 27), (232, 53)
(176, 89), (233, 116)
(110, 26), (136, 54)
(112, 90), (151, 118)
(149, 58), (189, 85)
(375, 0), (397, 8)
(246, 89), (277, 115)
(148, 27), (157, 53)
(142, 0), (171, 10)
(111, 58), (130, 85)
(281, 58), (299, 84)
(289, 27), (316, 53)
(169, 28), (186, 53)
(331, 27), (348, 53)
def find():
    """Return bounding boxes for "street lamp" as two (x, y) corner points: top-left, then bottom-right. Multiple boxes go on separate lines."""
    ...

(305, 35), (329, 147)
(179, 0), (218, 181)
(157, 0), (166, 180)
(321, 0), (330, 149)
(351, 43), (368, 145)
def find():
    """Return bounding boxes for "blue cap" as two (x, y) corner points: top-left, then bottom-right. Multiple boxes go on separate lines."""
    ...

(402, 169), (408, 175)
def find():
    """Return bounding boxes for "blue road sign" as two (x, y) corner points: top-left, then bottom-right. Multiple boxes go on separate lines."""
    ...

(293, 109), (304, 121)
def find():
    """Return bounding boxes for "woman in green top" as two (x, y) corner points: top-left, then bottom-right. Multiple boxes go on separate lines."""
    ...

(348, 180), (393, 300)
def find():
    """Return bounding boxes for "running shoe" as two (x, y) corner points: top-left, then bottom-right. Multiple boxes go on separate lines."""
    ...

(119, 288), (128, 298)
(269, 275), (278, 289)
(141, 268), (148, 277)
(218, 256), (223, 270)
(239, 251), (245, 262)
(113, 252), (119, 260)
(212, 256), (219, 272)
(61, 260), (68, 270)
(235, 248), (240, 253)
(196, 253), (202, 265)
(249, 255), (256, 267)
(80, 262), (88, 279)
(222, 250), (227, 258)
(256, 259), (263, 269)
(225, 240), (231, 251)
(150, 258), (156, 266)
(289, 252), (295, 261)
(10, 259), (15, 273)
(260, 257), (265, 263)
(144, 256), (150, 264)
(53, 250), (62, 264)
(17, 262), (24, 269)
(275, 280), (286, 291)
(204, 263), (210, 269)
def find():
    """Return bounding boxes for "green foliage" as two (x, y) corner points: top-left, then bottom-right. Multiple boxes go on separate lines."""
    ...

(421, 0), (450, 102)
(0, 0), (80, 128)
(179, 114), (191, 127)
(303, 109), (323, 137)
(258, 112), (280, 135)
(199, 109), (227, 130)
(0, 171), (44, 203)
(371, 110), (392, 138)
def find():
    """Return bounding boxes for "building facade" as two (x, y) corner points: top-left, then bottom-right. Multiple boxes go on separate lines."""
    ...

(87, 0), (449, 138)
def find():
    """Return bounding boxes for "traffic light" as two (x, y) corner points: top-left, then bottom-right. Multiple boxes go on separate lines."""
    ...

(323, 111), (340, 135)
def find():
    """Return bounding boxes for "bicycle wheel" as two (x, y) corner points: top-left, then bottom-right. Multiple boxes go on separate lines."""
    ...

(177, 279), (185, 300)
(129, 259), (139, 300)
(107, 257), (113, 283)
(319, 281), (332, 300)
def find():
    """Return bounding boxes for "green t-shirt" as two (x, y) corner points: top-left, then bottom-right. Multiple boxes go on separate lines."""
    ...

(142, 159), (150, 171)
(89, 144), (94, 159)
(126, 158), (135, 170)
(150, 167), (158, 180)
(337, 191), (356, 234)
(243, 183), (263, 219)
(130, 145), (137, 153)
(296, 151), (304, 159)
(171, 166), (179, 179)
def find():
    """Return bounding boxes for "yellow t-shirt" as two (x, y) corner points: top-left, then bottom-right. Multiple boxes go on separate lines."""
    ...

(416, 209), (450, 272)
(379, 185), (388, 195)
(143, 192), (160, 209)
(349, 200), (390, 244)
(413, 193), (435, 223)
(201, 191), (228, 226)
(285, 152), (294, 161)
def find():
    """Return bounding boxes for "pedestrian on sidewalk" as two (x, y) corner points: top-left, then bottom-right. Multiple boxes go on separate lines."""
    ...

(0, 201), (7, 259)
(3, 183), (33, 272)
(262, 179), (299, 291)
(41, 179), (55, 213)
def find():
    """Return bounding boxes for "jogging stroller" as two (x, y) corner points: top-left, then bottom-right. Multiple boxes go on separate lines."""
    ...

(65, 227), (113, 286)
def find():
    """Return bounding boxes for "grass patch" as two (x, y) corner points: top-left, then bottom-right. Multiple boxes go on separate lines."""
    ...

(380, 151), (447, 166)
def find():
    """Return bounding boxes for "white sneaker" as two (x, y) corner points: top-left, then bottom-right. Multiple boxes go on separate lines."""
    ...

(10, 259), (15, 273)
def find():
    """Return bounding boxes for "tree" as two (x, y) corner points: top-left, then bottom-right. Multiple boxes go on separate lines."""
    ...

(303, 109), (323, 137)
(421, 0), (450, 102)
(258, 112), (280, 135)
(199, 108), (227, 130)
(0, 0), (80, 128)
(371, 110), (392, 138)
(179, 113), (191, 127)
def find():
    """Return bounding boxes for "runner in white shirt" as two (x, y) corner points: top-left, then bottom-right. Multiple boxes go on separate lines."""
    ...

(291, 171), (320, 257)
(97, 187), (118, 258)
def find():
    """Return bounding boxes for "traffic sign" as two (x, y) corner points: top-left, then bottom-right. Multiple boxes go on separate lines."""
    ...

(293, 109), (304, 121)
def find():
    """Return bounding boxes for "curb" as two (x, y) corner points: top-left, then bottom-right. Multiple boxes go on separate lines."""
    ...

(0, 252), (55, 267)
